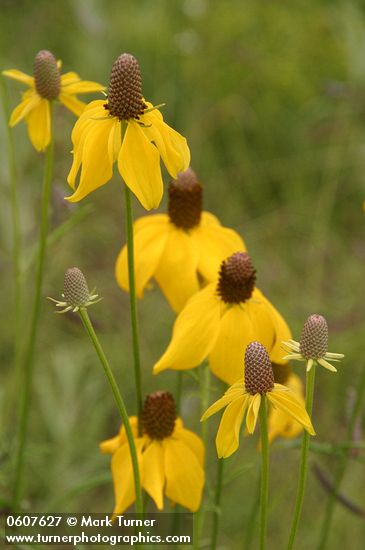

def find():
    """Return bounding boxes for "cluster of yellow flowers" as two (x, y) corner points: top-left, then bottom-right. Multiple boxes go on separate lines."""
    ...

(4, 50), (343, 528)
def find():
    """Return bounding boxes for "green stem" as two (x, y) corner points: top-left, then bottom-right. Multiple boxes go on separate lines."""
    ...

(0, 76), (22, 425)
(193, 364), (211, 550)
(124, 185), (143, 426)
(175, 372), (183, 414)
(12, 116), (54, 511)
(317, 366), (365, 550)
(287, 366), (316, 550)
(259, 396), (269, 550)
(78, 308), (143, 515)
(211, 458), (225, 550)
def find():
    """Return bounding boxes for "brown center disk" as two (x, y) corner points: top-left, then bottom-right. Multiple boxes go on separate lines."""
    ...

(244, 342), (274, 395)
(34, 50), (61, 100)
(217, 252), (256, 304)
(105, 53), (146, 120)
(168, 168), (202, 230)
(299, 314), (328, 359)
(141, 391), (176, 440)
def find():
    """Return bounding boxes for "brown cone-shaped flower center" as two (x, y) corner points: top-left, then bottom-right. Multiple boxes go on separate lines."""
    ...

(168, 168), (202, 230)
(245, 342), (274, 395)
(272, 362), (291, 385)
(63, 267), (91, 308)
(299, 314), (328, 359)
(34, 50), (61, 100)
(105, 53), (146, 120)
(141, 391), (176, 440)
(217, 252), (256, 304)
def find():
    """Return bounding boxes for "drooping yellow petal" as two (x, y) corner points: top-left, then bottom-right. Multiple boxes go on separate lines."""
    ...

(209, 304), (253, 385)
(175, 426), (205, 466)
(215, 395), (248, 458)
(245, 294), (276, 352)
(164, 438), (204, 512)
(25, 98), (51, 152)
(245, 394), (261, 434)
(100, 416), (139, 454)
(100, 434), (122, 455)
(3, 69), (34, 87)
(115, 216), (170, 298)
(9, 90), (41, 126)
(153, 284), (222, 374)
(60, 76), (105, 95)
(256, 289), (292, 364)
(194, 219), (246, 283)
(66, 117), (116, 202)
(142, 110), (190, 178)
(141, 441), (165, 510)
(59, 72), (80, 85)
(59, 93), (86, 116)
(268, 385), (315, 436)
(154, 227), (200, 312)
(111, 438), (144, 515)
(118, 120), (163, 210)
(201, 386), (245, 421)
(67, 101), (113, 191)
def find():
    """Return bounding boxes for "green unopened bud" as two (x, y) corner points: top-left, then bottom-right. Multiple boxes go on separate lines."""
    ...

(34, 50), (61, 100)
(299, 314), (328, 360)
(48, 267), (101, 313)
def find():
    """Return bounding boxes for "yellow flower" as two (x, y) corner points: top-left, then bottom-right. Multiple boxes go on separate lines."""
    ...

(65, 53), (190, 210)
(201, 342), (315, 458)
(100, 391), (204, 514)
(3, 49), (105, 152)
(268, 364), (305, 443)
(115, 168), (246, 312)
(153, 252), (291, 385)
(282, 314), (344, 372)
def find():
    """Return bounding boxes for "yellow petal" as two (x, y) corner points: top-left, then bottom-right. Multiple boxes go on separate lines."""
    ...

(60, 76), (105, 95)
(66, 117), (116, 202)
(256, 290), (292, 364)
(164, 438), (204, 511)
(118, 120), (163, 210)
(100, 435), (122, 455)
(67, 101), (110, 190)
(59, 93), (86, 116)
(209, 305), (254, 385)
(141, 441), (165, 510)
(195, 220), (246, 282)
(154, 227), (200, 312)
(246, 394), (261, 434)
(115, 216), (169, 298)
(3, 69), (34, 87)
(60, 72), (81, 86)
(245, 294), (277, 352)
(25, 98), (51, 152)
(216, 395), (248, 458)
(201, 387), (245, 421)
(142, 110), (190, 178)
(153, 284), (222, 374)
(111, 438), (144, 515)
(268, 387), (315, 436)
(9, 91), (40, 126)
(268, 405), (303, 444)
(175, 426), (205, 466)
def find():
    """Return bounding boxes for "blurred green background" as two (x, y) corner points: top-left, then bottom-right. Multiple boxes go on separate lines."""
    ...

(1, 0), (365, 548)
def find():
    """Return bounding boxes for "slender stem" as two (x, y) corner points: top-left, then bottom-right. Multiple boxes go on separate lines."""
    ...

(12, 116), (54, 511)
(243, 464), (260, 550)
(193, 364), (211, 550)
(78, 308), (143, 514)
(0, 76), (22, 422)
(124, 185), (143, 426)
(287, 366), (316, 550)
(175, 372), (184, 414)
(259, 396), (269, 550)
(317, 365), (365, 550)
(211, 458), (225, 550)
